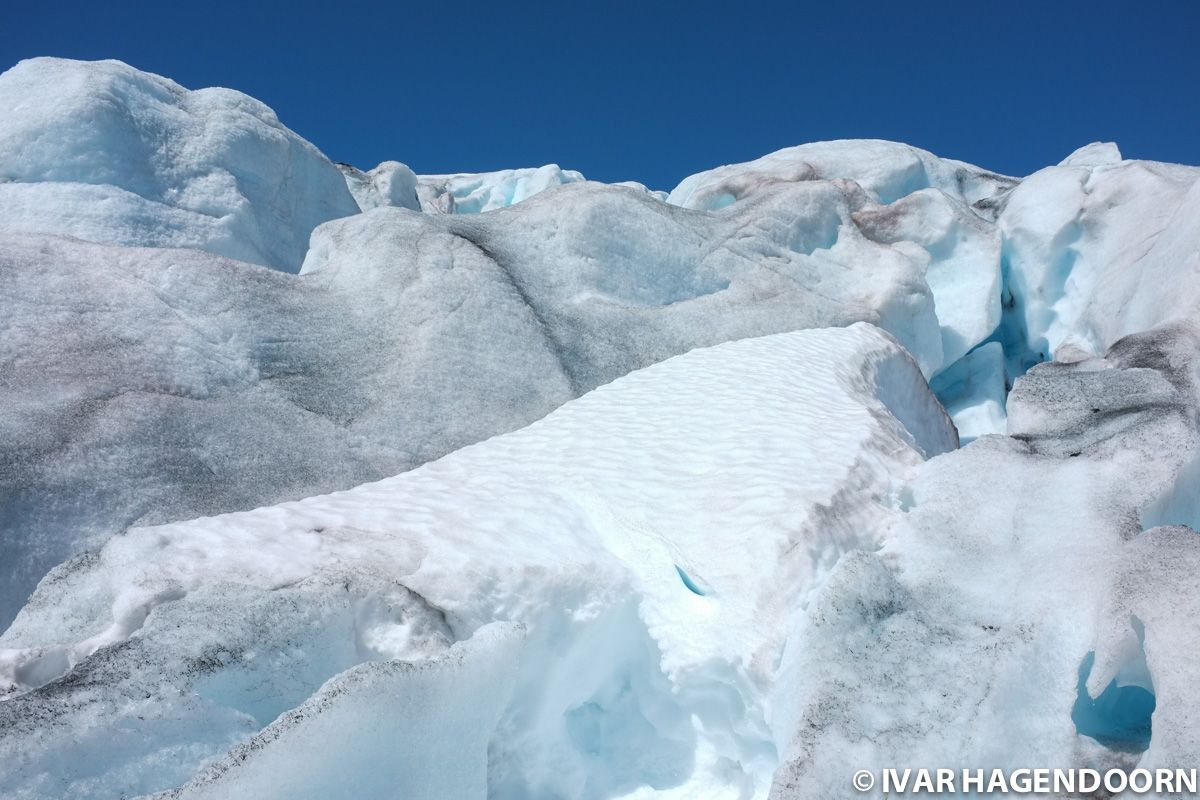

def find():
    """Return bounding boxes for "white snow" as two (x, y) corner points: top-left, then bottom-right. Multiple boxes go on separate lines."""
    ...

(1059, 141), (1123, 167)
(662, 138), (1018, 435)
(0, 159), (964, 629)
(771, 326), (1200, 796)
(0, 231), (575, 630)
(0, 324), (955, 799)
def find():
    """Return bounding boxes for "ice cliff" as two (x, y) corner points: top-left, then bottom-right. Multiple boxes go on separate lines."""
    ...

(2, 57), (1200, 799)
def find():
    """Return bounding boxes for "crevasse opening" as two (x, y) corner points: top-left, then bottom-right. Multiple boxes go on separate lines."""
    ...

(929, 234), (1054, 446)
(1072, 627), (1156, 753)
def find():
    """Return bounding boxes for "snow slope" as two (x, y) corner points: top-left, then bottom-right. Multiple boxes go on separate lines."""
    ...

(0, 58), (359, 272)
(0, 325), (956, 799)
(668, 139), (1015, 212)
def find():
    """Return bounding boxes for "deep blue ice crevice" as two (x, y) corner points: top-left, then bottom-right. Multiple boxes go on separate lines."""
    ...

(1073, 620), (1155, 753)
(928, 232), (1061, 445)
(674, 565), (707, 596)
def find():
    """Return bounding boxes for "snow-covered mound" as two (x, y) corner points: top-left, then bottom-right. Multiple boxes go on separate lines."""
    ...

(0, 58), (359, 272)
(303, 178), (948, 383)
(0, 324), (956, 799)
(662, 139), (1019, 439)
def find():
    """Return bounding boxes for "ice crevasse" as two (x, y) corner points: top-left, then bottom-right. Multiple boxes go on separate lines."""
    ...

(3, 56), (1200, 799)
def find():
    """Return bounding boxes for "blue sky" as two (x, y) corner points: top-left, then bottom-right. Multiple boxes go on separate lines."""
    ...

(4, 1), (1197, 190)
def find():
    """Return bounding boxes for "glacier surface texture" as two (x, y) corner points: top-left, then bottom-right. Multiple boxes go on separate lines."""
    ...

(3, 57), (1200, 799)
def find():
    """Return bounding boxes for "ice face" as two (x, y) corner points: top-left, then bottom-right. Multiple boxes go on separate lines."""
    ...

(1058, 141), (1123, 168)
(0, 58), (360, 272)
(0, 230), (576, 630)
(998, 154), (1200, 366)
(0, 325), (955, 799)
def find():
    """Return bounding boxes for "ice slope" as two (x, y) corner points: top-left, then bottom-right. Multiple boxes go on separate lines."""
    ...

(0, 233), (572, 630)
(4, 54), (1200, 800)
(770, 322), (1200, 797)
(409, 165), (667, 213)
(0, 58), (359, 272)
(0, 325), (957, 799)
(665, 139), (1017, 434)
(1, 142), (984, 628)
(303, 178), (947, 384)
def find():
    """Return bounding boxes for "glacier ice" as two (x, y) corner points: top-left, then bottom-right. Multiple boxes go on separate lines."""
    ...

(1059, 141), (1123, 168)
(0, 324), (955, 799)
(337, 160), (422, 212)
(4, 56), (1200, 800)
(2, 140), (1001, 627)
(0, 58), (360, 273)
(415, 164), (586, 214)
(667, 139), (1017, 211)
(770, 323), (1200, 796)
(927, 342), (1007, 443)
(998, 148), (1200, 368)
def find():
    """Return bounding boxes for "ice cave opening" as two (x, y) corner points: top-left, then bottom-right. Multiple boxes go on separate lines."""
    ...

(1072, 633), (1156, 753)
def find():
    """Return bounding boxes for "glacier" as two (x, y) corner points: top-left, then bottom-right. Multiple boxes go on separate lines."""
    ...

(0, 59), (360, 273)
(0, 324), (955, 799)
(2, 56), (1200, 799)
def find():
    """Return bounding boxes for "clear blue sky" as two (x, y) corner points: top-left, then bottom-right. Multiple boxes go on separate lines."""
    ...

(4, 0), (1197, 190)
